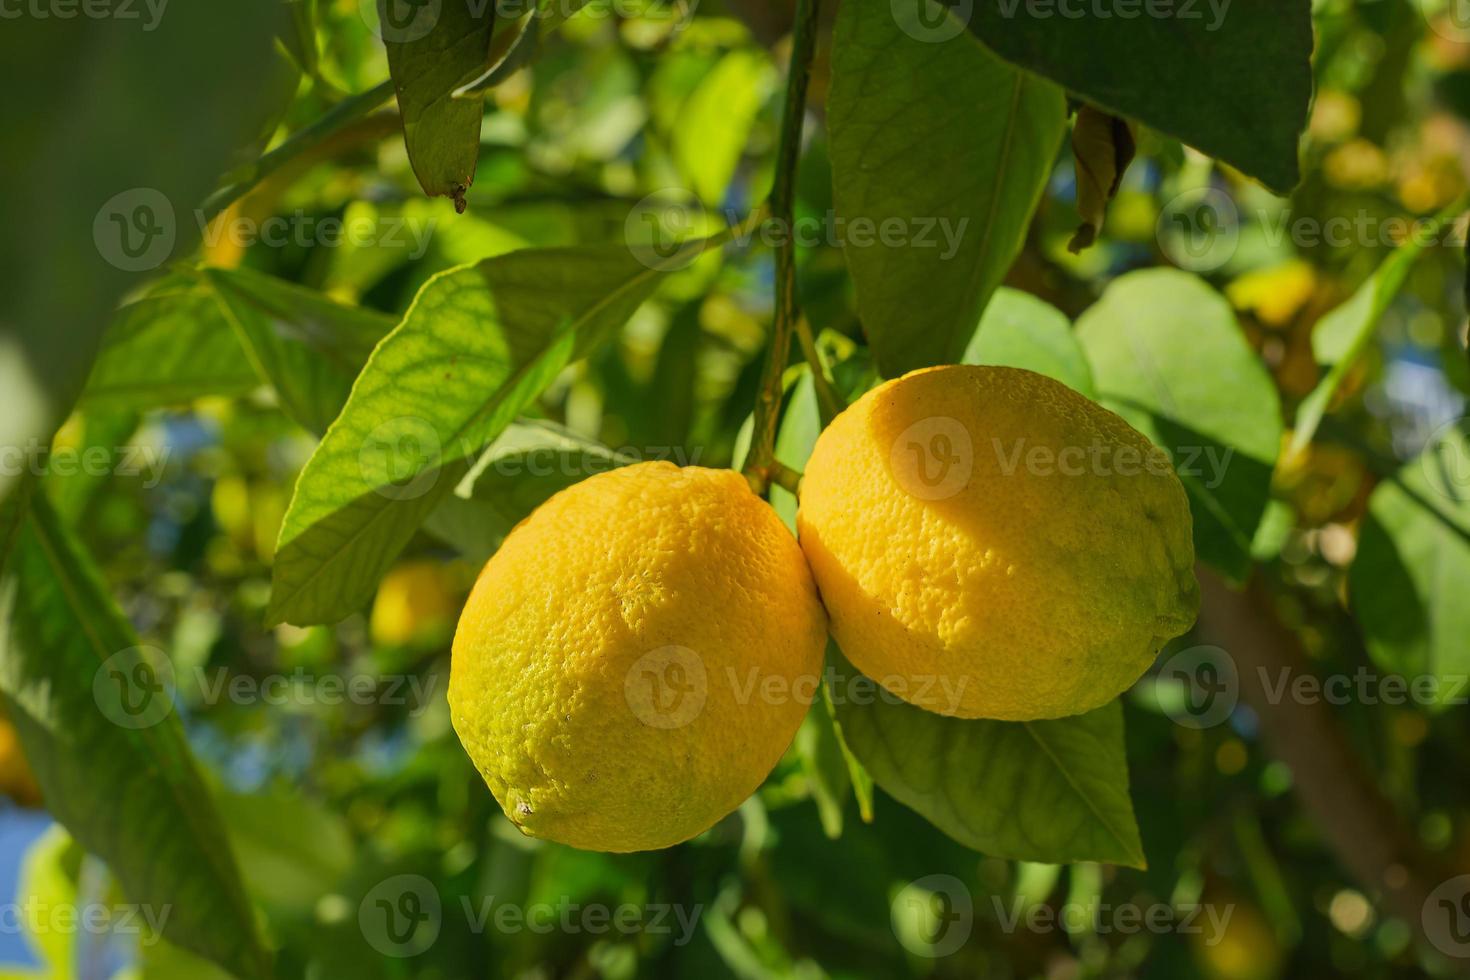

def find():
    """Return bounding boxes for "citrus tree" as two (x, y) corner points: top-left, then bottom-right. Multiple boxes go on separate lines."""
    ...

(1, 0), (1469, 977)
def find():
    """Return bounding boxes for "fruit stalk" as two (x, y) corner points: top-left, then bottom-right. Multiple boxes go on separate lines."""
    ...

(744, 0), (822, 495)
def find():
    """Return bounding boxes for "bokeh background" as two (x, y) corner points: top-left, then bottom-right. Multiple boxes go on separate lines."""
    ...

(2, 0), (1470, 976)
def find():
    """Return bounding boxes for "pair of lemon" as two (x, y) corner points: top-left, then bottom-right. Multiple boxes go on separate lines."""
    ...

(448, 366), (1200, 852)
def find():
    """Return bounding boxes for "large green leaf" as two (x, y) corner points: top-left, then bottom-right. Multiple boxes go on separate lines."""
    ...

(962, 286), (1094, 396)
(1291, 203), (1462, 456)
(0, 494), (269, 979)
(268, 239), (712, 626)
(952, 0), (1312, 191)
(383, 0), (495, 205)
(79, 277), (262, 410)
(829, 0), (1066, 377)
(0, 3), (282, 505)
(1351, 423), (1470, 711)
(1077, 269), (1281, 583)
(674, 48), (776, 205)
(203, 266), (396, 435)
(829, 654), (1144, 867)
(424, 419), (629, 564)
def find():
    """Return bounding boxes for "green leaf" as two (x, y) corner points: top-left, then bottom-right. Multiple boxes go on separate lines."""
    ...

(954, 0), (1312, 191)
(794, 697), (852, 839)
(1291, 203), (1463, 456)
(674, 48), (776, 205)
(424, 419), (629, 564)
(0, 3), (282, 505)
(202, 266), (396, 435)
(829, 654), (1144, 867)
(962, 286), (1094, 396)
(1351, 423), (1470, 711)
(0, 494), (269, 980)
(269, 239), (713, 626)
(384, 0), (495, 205)
(830, 0), (1066, 377)
(1077, 269), (1281, 583)
(79, 277), (261, 410)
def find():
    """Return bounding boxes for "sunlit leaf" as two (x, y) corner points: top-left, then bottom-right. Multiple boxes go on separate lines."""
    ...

(830, 0), (1066, 376)
(1077, 269), (1281, 583)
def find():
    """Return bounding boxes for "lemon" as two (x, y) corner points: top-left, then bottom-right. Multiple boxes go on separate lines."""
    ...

(370, 559), (460, 648)
(798, 365), (1198, 721)
(0, 713), (42, 808)
(449, 461), (827, 852)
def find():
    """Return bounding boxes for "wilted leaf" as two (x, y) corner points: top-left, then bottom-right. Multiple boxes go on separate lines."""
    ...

(1068, 105), (1135, 253)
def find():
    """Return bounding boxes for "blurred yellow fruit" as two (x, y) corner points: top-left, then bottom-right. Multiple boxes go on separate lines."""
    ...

(797, 365), (1198, 721)
(1227, 260), (1318, 328)
(449, 462), (827, 852)
(1323, 138), (1388, 189)
(370, 560), (459, 648)
(0, 713), (43, 808)
(1192, 898), (1283, 980)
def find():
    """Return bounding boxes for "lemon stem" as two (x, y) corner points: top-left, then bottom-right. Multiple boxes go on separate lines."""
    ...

(743, 0), (822, 497)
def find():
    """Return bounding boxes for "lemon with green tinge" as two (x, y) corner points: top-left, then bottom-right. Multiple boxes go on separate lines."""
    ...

(449, 461), (827, 852)
(797, 365), (1199, 721)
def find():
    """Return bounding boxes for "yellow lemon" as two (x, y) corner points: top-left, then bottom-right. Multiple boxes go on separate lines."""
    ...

(0, 714), (42, 808)
(370, 560), (460, 648)
(798, 365), (1198, 721)
(449, 461), (827, 852)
